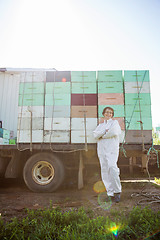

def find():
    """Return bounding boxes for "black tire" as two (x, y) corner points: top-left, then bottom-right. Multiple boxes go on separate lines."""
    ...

(23, 152), (65, 192)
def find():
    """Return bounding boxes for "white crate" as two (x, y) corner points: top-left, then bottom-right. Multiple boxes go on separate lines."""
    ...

(44, 118), (70, 130)
(17, 130), (43, 143)
(44, 130), (70, 143)
(71, 118), (97, 130)
(18, 106), (44, 118)
(71, 130), (96, 143)
(124, 82), (150, 93)
(20, 71), (46, 82)
(17, 117), (43, 130)
(0, 137), (9, 145)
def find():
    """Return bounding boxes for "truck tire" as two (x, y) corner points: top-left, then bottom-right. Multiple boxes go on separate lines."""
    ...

(23, 152), (65, 192)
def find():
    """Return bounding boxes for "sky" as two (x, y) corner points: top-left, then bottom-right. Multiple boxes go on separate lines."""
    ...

(0, 0), (160, 127)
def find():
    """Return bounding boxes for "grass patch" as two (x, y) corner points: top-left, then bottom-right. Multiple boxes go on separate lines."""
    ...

(0, 206), (160, 239)
(155, 177), (160, 185)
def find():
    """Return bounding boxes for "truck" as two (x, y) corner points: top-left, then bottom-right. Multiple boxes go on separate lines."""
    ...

(0, 68), (155, 192)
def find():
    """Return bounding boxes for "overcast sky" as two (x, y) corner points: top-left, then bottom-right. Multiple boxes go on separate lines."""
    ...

(0, 0), (160, 127)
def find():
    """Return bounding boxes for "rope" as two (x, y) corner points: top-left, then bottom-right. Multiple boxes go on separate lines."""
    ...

(49, 71), (87, 153)
(82, 71), (88, 152)
(131, 149), (160, 206)
(147, 145), (159, 168)
(17, 72), (31, 151)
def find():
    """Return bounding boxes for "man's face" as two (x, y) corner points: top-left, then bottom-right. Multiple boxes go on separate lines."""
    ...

(104, 108), (113, 120)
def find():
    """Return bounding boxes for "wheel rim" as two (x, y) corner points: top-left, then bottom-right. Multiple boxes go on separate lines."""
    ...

(32, 161), (55, 185)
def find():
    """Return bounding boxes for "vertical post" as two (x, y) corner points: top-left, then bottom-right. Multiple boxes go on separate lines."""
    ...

(141, 154), (148, 172)
(78, 151), (84, 189)
(129, 157), (133, 175)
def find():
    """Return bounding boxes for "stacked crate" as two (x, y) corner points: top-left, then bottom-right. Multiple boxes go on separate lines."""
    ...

(97, 71), (125, 143)
(44, 71), (71, 143)
(124, 70), (152, 143)
(0, 127), (15, 145)
(71, 71), (97, 143)
(17, 72), (45, 142)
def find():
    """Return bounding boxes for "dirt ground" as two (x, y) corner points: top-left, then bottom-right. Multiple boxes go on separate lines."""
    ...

(0, 175), (160, 222)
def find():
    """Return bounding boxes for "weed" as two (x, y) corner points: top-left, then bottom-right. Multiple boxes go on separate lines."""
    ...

(0, 206), (160, 239)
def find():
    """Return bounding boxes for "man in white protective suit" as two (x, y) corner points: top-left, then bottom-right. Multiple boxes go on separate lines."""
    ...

(93, 106), (122, 203)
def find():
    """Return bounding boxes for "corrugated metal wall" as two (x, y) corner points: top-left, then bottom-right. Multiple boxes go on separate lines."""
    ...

(0, 72), (20, 137)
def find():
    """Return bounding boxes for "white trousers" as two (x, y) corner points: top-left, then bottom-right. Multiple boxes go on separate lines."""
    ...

(98, 152), (122, 196)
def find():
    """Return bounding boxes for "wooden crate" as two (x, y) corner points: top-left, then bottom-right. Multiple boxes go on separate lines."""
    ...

(71, 130), (96, 143)
(71, 94), (97, 106)
(71, 106), (97, 118)
(46, 71), (71, 82)
(98, 81), (123, 93)
(124, 70), (149, 82)
(17, 130), (43, 143)
(45, 93), (71, 106)
(125, 117), (152, 130)
(45, 105), (70, 118)
(19, 94), (44, 106)
(17, 117), (43, 130)
(18, 106), (44, 118)
(125, 93), (151, 105)
(71, 71), (96, 82)
(19, 82), (45, 94)
(125, 130), (152, 144)
(71, 118), (97, 130)
(46, 82), (71, 94)
(44, 130), (70, 143)
(98, 93), (124, 105)
(124, 81), (150, 93)
(97, 70), (122, 82)
(125, 104), (152, 118)
(44, 118), (70, 130)
(71, 82), (97, 94)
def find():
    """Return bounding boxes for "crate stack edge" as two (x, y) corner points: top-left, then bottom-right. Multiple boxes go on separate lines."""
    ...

(124, 70), (152, 144)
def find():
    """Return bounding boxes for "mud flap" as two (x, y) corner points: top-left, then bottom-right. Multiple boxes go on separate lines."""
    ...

(5, 151), (21, 178)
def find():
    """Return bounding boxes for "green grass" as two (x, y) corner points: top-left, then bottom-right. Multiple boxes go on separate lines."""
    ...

(0, 206), (160, 240)
(155, 177), (160, 185)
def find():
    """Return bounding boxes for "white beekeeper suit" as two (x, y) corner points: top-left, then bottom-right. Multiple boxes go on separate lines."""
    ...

(93, 119), (122, 197)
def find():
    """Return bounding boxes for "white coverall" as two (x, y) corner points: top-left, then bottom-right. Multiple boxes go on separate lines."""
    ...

(93, 119), (122, 197)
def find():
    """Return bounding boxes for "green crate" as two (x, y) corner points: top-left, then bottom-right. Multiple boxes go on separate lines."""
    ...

(9, 139), (16, 144)
(46, 82), (71, 94)
(45, 94), (71, 106)
(19, 94), (44, 106)
(71, 71), (96, 82)
(98, 105), (125, 118)
(125, 93), (151, 105)
(3, 129), (10, 139)
(98, 81), (123, 93)
(124, 70), (149, 82)
(125, 117), (152, 130)
(19, 82), (44, 94)
(125, 104), (152, 118)
(71, 82), (97, 93)
(97, 70), (122, 82)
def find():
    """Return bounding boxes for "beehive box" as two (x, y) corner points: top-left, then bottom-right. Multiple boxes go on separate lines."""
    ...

(0, 69), (152, 145)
